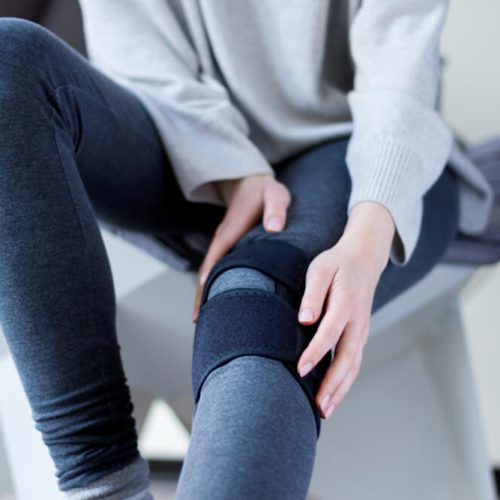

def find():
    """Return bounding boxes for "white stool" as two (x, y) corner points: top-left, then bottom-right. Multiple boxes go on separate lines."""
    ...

(0, 228), (496, 500)
(309, 263), (496, 500)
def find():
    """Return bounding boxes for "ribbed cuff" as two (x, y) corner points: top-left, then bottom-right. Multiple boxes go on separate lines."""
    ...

(347, 138), (424, 266)
(346, 90), (453, 266)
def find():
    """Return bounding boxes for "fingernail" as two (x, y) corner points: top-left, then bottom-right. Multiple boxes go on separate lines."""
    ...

(320, 393), (331, 413)
(267, 217), (283, 231)
(324, 403), (336, 419)
(299, 362), (313, 377)
(298, 308), (313, 322)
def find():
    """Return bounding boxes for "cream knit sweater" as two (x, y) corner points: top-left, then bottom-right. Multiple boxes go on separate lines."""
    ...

(79, 0), (487, 266)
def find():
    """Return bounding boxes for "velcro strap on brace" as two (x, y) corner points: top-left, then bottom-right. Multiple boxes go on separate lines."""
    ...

(199, 238), (312, 309)
(192, 288), (332, 438)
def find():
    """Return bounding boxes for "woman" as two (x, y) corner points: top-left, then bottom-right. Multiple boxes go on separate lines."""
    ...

(0, 0), (492, 499)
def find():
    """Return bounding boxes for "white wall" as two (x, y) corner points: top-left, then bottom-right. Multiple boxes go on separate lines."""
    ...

(441, 0), (500, 465)
(441, 0), (500, 144)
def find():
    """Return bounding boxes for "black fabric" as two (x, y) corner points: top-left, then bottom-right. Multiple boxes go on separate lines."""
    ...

(199, 238), (313, 308)
(192, 289), (330, 437)
(193, 238), (333, 438)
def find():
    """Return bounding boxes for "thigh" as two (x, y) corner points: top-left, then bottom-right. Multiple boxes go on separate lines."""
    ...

(235, 136), (460, 311)
(0, 19), (224, 236)
(236, 138), (351, 255)
(66, 64), (225, 235)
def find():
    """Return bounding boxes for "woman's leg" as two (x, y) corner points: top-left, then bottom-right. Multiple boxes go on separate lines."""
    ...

(176, 138), (460, 499)
(0, 18), (222, 498)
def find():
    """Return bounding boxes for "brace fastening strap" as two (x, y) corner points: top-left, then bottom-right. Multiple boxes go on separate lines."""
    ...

(192, 288), (331, 438)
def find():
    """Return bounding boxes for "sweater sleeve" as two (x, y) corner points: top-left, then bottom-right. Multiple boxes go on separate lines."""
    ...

(78, 0), (274, 207)
(346, 0), (453, 266)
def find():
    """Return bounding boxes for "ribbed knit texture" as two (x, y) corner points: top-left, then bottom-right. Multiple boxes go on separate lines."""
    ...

(346, 90), (453, 264)
(64, 456), (152, 500)
(78, 0), (492, 266)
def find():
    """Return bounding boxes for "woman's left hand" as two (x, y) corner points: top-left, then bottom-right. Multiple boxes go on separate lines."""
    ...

(296, 201), (396, 420)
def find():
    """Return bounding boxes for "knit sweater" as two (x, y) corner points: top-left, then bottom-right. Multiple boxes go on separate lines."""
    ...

(79, 0), (494, 267)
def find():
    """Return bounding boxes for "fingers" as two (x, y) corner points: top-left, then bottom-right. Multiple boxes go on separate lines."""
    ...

(330, 348), (362, 406)
(298, 256), (337, 325)
(297, 283), (351, 377)
(315, 321), (366, 418)
(262, 181), (291, 232)
(321, 348), (363, 419)
(193, 178), (291, 323)
(192, 266), (209, 323)
(192, 217), (242, 322)
(192, 203), (260, 322)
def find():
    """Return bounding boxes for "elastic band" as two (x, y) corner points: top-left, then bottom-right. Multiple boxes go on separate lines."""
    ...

(200, 238), (311, 308)
(192, 288), (331, 438)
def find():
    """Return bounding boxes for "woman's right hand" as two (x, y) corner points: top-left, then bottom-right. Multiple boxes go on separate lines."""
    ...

(192, 173), (292, 322)
(295, 201), (395, 418)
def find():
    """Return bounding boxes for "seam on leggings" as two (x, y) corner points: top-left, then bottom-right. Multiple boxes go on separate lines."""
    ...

(48, 84), (163, 155)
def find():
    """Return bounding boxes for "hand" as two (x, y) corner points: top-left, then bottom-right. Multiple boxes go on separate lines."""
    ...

(192, 173), (292, 322)
(295, 201), (396, 419)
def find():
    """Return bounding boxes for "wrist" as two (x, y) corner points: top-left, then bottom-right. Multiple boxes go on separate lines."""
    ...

(214, 179), (238, 205)
(214, 173), (276, 206)
(341, 201), (396, 269)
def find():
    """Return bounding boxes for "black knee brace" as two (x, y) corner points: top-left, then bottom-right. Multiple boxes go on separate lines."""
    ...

(192, 238), (332, 437)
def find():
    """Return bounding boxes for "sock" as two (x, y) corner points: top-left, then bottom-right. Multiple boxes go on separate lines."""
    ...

(64, 455), (153, 500)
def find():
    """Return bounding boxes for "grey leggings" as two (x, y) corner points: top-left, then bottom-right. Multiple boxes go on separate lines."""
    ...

(174, 137), (460, 498)
(0, 19), (460, 500)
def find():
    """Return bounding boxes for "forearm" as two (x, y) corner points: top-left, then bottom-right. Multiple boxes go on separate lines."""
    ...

(79, 0), (273, 207)
(346, 0), (452, 267)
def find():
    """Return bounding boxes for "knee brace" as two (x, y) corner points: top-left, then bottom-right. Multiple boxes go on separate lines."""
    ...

(192, 238), (332, 438)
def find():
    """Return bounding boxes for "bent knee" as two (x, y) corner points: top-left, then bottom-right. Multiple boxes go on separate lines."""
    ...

(0, 18), (52, 57)
(193, 239), (331, 438)
(199, 238), (312, 311)
(0, 18), (55, 91)
(206, 267), (277, 301)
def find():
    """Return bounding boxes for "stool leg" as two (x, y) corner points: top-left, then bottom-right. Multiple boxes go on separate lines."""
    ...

(308, 295), (496, 500)
(421, 298), (497, 500)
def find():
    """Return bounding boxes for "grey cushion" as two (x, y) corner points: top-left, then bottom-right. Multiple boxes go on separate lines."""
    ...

(442, 137), (500, 265)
